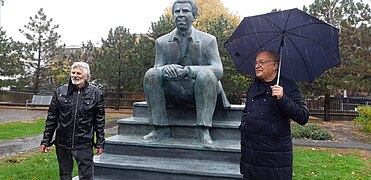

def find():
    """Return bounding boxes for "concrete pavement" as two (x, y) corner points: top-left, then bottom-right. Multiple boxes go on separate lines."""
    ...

(0, 107), (130, 158)
(0, 108), (47, 123)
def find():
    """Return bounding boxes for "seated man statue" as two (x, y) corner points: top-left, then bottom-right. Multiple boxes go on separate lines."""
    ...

(142, 0), (229, 147)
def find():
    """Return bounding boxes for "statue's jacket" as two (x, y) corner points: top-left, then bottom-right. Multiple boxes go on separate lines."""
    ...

(154, 27), (230, 108)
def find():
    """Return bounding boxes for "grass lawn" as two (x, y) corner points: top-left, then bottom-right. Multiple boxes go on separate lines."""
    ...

(293, 147), (370, 179)
(0, 118), (46, 142)
(0, 146), (369, 179)
(0, 147), (78, 180)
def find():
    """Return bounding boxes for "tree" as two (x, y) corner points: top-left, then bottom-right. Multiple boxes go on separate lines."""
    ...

(202, 14), (250, 102)
(147, 15), (176, 40)
(303, 0), (371, 120)
(19, 8), (61, 94)
(93, 26), (136, 110)
(81, 41), (97, 64)
(0, 27), (24, 88)
(45, 44), (72, 90)
(130, 34), (156, 92)
(45, 41), (100, 90)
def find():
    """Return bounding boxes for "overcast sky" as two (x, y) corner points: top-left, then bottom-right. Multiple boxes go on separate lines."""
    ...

(1, 0), (317, 46)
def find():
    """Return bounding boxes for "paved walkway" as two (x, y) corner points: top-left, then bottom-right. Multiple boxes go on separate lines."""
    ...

(0, 107), (369, 158)
(0, 123), (118, 158)
(0, 108), (47, 123)
(0, 106), (130, 158)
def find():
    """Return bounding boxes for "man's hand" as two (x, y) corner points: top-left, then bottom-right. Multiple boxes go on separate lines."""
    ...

(271, 85), (284, 100)
(96, 148), (103, 155)
(39, 145), (49, 154)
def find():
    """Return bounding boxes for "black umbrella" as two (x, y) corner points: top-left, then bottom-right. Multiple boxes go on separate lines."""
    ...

(225, 8), (340, 84)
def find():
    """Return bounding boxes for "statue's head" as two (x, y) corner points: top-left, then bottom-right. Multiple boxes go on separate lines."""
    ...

(172, 0), (198, 31)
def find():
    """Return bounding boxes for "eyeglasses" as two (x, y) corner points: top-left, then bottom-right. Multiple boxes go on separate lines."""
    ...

(253, 60), (276, 66)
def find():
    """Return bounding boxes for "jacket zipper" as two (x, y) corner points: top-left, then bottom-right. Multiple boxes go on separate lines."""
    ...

(72, 90), (80, 148)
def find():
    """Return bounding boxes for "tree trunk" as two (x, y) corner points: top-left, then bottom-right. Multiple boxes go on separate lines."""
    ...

(33, 36), (42, 95)
(115, 72), (121, 110)
(324, 93), (331, 121)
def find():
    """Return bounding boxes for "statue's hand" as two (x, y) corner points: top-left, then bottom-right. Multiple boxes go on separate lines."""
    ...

(176, 66), (191, 78)
(163, 64), (184, 79)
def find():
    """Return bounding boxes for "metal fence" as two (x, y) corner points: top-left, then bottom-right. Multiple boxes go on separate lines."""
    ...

(0, 90), (145, 108)
(104, 93), (145, 108)
(305, 96), (371, 120)
(1, 90), (370, 119)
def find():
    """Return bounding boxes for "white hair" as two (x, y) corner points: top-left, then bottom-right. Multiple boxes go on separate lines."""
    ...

(71, 62), (91, 80)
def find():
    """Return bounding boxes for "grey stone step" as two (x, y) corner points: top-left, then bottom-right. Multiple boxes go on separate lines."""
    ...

(133, 101), (244, 121)
(119, 116), (241, 127)
(104, 135), (240, 163)
(117, 117), (241, 140)
(93, 102), (245, 179)
(94, 153), (243, 180)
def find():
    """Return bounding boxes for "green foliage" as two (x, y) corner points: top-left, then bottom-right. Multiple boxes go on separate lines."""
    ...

(0, 148), (77, 180)
(303, 0), (371, 96)
(148, 15), (175, 40)
(354, 106), (371, 133)
(130, 35), (156, 92)
(292, 124), (332, 140)
(46, 58), (72, 89)
(293, 147), (370, 179)
(202, 14), (251, 96)
(0, 27), (24, 80)
(0, 118), (46, 142)
(19, 8), (61, 94)
(93, 26), (137, 109)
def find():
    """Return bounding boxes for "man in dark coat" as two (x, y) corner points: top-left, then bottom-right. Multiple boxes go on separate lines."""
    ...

(40, 62), (105, 180)
(142, 0), (230, 147)
(240, 50), (309, 180)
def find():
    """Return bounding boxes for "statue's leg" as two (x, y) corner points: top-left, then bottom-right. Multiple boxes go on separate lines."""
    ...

(194, 70), (218, 147)
(142, 68), (170, 142)
(194, 70), (218, 126)
(144, 68), (167, 125)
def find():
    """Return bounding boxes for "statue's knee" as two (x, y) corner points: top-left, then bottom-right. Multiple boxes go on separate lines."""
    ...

(144, 68), (162, 84)
(196, 70), (218, 83)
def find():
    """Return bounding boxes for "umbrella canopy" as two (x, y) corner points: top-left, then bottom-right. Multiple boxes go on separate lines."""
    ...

(224, 8), (340, 83)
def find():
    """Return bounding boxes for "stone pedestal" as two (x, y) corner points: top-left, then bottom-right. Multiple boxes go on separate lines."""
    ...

(94, 102), (244, 179)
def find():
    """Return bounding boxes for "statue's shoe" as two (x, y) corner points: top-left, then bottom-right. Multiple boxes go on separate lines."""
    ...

(198, 128), (214, 148)
(142, 127), (170, 142)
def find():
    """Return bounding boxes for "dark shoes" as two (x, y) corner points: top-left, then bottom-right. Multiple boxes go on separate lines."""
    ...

(142, 127), (170, 142)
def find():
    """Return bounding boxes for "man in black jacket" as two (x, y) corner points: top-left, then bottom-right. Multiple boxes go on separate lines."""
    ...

(240, 50), (308, 180)
(40, 62), (105, 180)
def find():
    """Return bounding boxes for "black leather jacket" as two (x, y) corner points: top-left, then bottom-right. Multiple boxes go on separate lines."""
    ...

(41, 81), (105, 149)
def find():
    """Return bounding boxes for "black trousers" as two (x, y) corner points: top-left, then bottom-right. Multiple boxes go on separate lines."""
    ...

(56, 146), (94, 180)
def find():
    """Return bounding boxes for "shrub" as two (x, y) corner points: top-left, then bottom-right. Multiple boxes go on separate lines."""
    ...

(291, 124), (332, 140)
(354, 106), (371, 133)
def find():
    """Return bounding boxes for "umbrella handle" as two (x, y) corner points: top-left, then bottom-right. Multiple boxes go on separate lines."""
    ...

(276, 48), (282, 86)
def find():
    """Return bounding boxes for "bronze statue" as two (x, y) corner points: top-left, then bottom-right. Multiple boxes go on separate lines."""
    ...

(142, 0), (229, 147)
